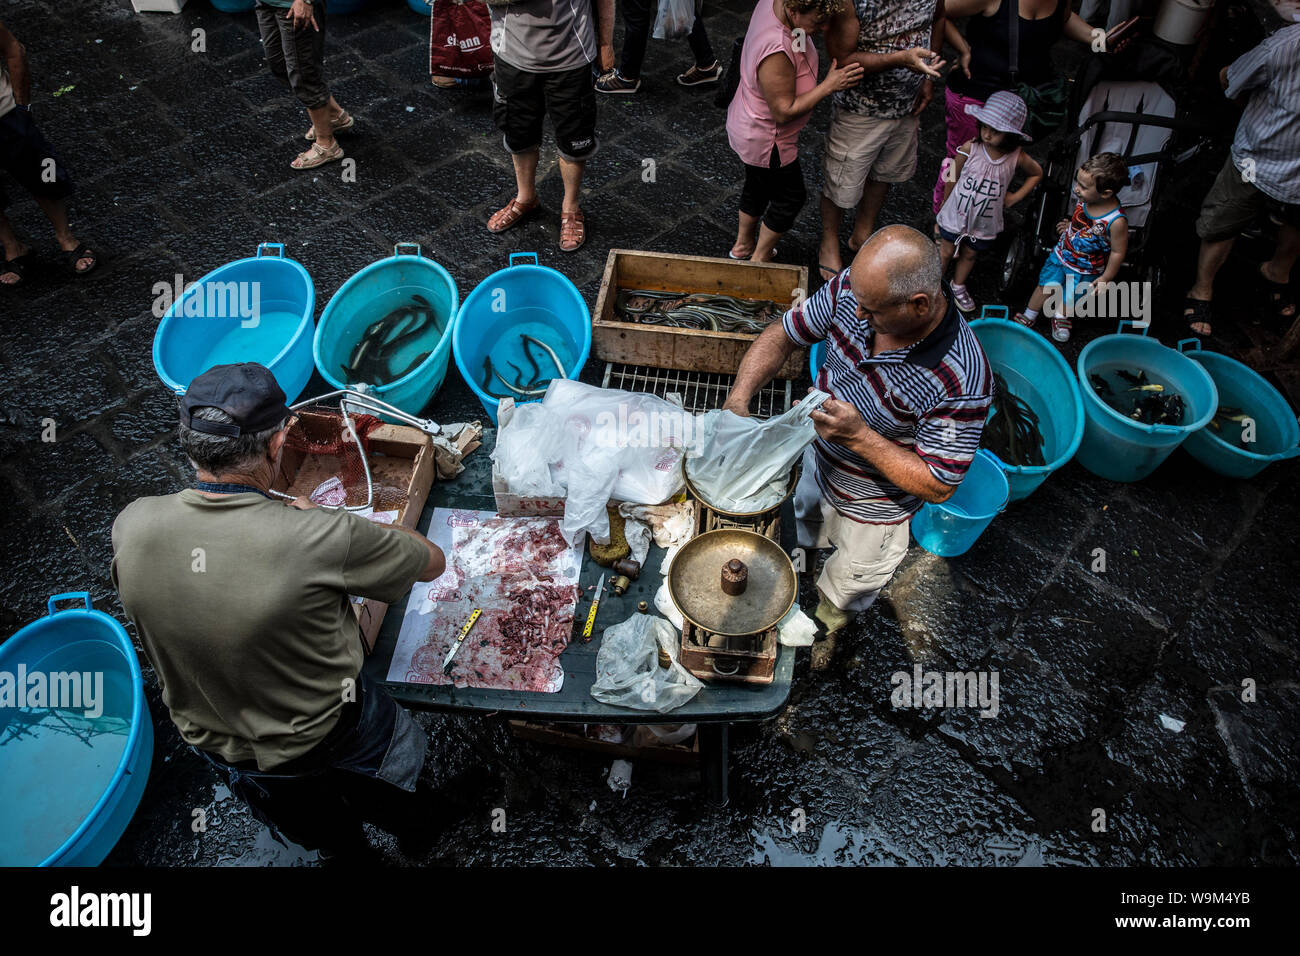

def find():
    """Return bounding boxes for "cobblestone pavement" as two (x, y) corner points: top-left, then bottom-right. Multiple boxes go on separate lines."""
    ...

(0, 0), (1296, 866)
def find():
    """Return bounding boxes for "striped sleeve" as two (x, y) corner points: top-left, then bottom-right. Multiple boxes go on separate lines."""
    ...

(913, 393), (992, 486)
(782, 270), (843, 347)
(1225, 38), (1272, 99)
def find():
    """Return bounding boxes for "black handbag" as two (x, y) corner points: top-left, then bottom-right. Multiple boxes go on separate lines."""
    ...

(714, 35), (744, 109)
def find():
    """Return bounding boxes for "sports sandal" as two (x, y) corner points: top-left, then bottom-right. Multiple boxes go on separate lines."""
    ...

(58, 243), (98, 276)
(305, 110), (355, 141)
(1183, 296), (1213, 337)
(290, 141), (344, 170)
(560, 210), (586, 252)
(1, 251), (34, 287)
(487, 197), (540, 234)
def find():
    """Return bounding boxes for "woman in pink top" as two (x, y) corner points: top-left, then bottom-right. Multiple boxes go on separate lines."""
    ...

(726, 0), (861, 263)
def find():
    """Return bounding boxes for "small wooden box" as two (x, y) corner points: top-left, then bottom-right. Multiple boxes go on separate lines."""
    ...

(275, 410), (435, 654)
(679, 628), (779, 685)
(592, 249), (809, 381)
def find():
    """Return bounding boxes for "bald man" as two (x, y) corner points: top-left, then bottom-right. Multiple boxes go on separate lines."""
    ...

(723, 225), (992, 669)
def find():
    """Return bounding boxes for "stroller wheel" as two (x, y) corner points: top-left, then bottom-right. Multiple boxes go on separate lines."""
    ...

(999, 231), (1029, 295)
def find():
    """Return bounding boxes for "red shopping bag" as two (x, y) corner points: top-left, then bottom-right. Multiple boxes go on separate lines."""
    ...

(429, 0), (494, 78)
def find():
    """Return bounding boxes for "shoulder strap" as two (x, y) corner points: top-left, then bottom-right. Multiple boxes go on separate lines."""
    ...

(1006, 0), (1019, 82)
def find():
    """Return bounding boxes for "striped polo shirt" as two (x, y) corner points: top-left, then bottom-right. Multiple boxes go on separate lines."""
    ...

(783, 271), (993, 524)
(1225, 23), (1300, 205)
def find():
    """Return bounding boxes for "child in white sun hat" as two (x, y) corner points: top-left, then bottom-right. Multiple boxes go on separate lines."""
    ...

(936, 90), (1043, 313)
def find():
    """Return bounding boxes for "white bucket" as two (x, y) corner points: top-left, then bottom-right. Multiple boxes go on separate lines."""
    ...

(1154, 0), (1215, 45)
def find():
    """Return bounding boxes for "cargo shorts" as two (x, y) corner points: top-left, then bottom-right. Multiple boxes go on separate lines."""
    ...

(793, 448), (912, 613)
(1195, 155), (1300, 243)
(492, 59), (599, 162)
(821, 106), (919, 209)
(255, 0), (331, 110)
(0, 107), (75, 211)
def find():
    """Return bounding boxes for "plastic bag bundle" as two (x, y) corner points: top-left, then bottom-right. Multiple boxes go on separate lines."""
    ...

(591, 614), (703, 713)
(492, 381), (689, 544)
(688, 389), (830, 513)
(652, 0), (696, 40)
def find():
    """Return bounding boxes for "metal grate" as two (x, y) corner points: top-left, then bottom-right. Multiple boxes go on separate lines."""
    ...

(600, 363), (793, 420)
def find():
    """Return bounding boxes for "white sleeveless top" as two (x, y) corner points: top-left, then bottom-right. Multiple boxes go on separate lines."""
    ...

(0, 64), (15, 119)
(936, 141), (1020, 241)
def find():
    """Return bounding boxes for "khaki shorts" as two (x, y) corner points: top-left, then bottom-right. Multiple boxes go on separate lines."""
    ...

(793, 448), (911, 612)
(1196, 155), (1300, 242)
(821, 107), (919, 209)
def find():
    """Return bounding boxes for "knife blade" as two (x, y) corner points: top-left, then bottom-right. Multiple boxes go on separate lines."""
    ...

(582, 574), (607, 643)
(443, 608), (482, 675)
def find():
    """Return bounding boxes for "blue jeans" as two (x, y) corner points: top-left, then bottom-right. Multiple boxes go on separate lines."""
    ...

(195, 672), (429, 854)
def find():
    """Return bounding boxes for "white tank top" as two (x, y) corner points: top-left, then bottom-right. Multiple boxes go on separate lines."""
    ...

(936, 141), (1020, 241)
(0, 64), (15, 119)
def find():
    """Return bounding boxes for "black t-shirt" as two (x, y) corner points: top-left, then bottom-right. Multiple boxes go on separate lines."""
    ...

(948, 0), (1068, 101)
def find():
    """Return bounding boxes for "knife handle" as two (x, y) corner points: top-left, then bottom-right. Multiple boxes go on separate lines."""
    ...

(582, 600), (599, 640)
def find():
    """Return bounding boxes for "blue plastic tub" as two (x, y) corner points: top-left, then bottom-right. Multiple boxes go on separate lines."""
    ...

(330, 0), (370, 12)
(1177, 339), (1300, 478)
(910, 449), (1010, 557)
(971, 308), (1086, 501)
(1075, 322), (1218, 482)
(314, 244), (458, 417)
(210, 0), (255, 11)
(153, 242), (316, 404)
(407, 0), (432, 12)
(0, 593), (153, 867)
(453, 253), (592, 425)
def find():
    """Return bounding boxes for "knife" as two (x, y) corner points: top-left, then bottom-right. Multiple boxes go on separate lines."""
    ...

(443, 608), (482, 675)
(582, 574), (606, 643)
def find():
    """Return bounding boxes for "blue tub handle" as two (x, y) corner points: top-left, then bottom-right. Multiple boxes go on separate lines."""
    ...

(394, 243), (422, 258)
(47, 592), (92, 615)
(979, 305), (1009, 322)
(1176, 338), (1203, 353)
(510, 252), (539, 267)
(256, 243), (285, 258)
(1117, 319), (1149, 337)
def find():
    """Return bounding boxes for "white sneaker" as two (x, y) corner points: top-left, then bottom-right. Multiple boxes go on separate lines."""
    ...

(1051, 313), (1072, 342)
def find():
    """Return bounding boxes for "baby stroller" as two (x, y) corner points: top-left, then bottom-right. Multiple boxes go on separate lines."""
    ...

(998, 40), (1218, 297)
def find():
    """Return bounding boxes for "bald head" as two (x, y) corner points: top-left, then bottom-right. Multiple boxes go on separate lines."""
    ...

(847, 225), (946, 338)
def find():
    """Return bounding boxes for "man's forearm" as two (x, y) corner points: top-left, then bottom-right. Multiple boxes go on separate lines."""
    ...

(931, 0), (946, 53)
(850, 428), (953, 502)
(596, 0), (615, 49)
(841, 49), (907, 75)
(723, 322), (797, 412)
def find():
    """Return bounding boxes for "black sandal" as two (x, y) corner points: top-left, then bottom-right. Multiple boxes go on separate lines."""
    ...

(1183, 296), (1213, 337)
(0, 251), (34, 288)
(1258, 271), (1297, 321)
(58, 242), (98, 276)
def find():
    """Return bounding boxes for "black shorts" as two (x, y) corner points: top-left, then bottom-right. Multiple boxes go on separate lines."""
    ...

(491, 59), (598, 162)
(0, 108), (75, 211)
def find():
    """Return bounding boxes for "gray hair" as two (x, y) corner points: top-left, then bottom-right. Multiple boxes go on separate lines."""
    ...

(177, 402), (288, 475)
(871, 225), (943, 304)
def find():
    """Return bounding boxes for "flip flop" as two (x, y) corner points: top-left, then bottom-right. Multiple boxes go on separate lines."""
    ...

(57, 243), (97, 277)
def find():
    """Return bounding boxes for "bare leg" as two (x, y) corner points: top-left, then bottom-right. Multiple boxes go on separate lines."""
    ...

(510, 149), (540, 206)
(1184, 236), (1234, 334)
(307, 103), (338, 150)
(1260, 223), (1300, 318)
(849, 180), (890, 250)
(732, 210), (760, 259)
(938, 238), (956, 278)
(1025, 285), (1051, 313)
(818, 195), (846, 277)
(33, 196), (93, 272)
(952, 244), (978, 286)
(557, 156), (585, 215)
(751, 222), (782, 263)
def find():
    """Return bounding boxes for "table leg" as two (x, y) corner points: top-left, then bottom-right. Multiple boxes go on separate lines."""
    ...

(699, 722), (730, 805)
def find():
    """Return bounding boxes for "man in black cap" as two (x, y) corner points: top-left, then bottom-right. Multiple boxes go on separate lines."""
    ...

(111, 363), (448, 861)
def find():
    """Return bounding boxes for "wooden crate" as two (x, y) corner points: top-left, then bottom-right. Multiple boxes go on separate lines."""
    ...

(592, 249), (809, 381)
(274, 410), (435, 654)
(508, 720), (700, 766)
(680, 628), (779, 685)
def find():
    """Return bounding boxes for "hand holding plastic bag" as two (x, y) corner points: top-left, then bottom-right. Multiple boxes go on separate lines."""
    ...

(591, 613), (703, 713)
(688, 389), (830, 513)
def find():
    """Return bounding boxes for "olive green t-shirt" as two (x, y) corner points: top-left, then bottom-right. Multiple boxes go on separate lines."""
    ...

(111, 490), (428, 770)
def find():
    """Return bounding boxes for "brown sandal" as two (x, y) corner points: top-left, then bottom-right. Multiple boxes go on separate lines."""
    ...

(487, 197), (540, 234)
(559, 210), (586, 252)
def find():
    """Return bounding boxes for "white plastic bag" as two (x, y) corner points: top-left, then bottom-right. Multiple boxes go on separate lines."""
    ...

(652, 0), (696, 40)
(688, 389), (830, 513)
(490, 401), (564, 497)
(591, 613), (703, 713)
